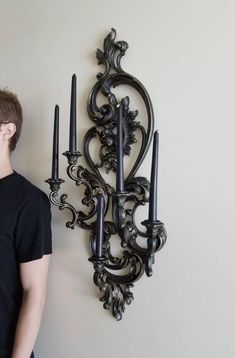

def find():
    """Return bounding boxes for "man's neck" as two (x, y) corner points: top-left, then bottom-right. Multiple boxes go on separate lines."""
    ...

(0, 150), (13, 179)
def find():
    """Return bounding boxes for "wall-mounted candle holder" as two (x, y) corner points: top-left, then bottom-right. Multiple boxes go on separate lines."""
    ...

(46, 28), (167, 320)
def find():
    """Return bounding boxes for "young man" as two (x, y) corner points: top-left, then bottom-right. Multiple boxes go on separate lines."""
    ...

(0, 89), (52, 358)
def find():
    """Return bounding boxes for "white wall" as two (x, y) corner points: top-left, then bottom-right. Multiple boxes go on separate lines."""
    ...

(1, 0), (235, 357)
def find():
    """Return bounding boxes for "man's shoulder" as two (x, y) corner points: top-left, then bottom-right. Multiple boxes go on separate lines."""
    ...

(0, 171), (51, 224)
(13, 172), (49, 206)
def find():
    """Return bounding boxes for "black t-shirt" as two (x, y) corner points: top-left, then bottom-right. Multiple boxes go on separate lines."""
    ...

(0, 171), (52, 357)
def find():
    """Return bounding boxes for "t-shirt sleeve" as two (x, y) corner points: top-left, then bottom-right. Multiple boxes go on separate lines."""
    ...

(14, 191), (52, 263)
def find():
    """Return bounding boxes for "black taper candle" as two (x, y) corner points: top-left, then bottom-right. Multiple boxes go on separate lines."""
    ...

(52, 105), (59, 180)
(96, 195), (105, 258)
(116, 102), (124, 192)
(69, 74), (77, 152)
(148, 130), (159, 221)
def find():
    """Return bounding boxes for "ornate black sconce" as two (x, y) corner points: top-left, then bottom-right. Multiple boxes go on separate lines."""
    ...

(46, 28), (167, 320)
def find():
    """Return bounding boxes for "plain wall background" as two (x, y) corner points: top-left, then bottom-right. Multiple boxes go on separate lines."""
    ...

(1, 0), (235, 357)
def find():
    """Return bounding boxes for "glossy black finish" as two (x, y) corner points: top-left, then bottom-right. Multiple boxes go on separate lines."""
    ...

(51, 105), (59, 180)
(149, 130), (159, 221)
(116, 101), (125, 192)
(96, 194), (105, 258)
(46, 28), (167, 320)
(69, 74), (77, 152)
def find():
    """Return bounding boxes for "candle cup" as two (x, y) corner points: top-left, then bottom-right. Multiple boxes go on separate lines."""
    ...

(45, 177), (64, 192)
(62, 150), (81, 166)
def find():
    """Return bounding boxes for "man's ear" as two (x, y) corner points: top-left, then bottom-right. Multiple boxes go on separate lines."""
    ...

(3, 123), (16, 140)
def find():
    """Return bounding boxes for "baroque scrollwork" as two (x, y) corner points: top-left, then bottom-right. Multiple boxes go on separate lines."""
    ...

(86, 28), (167, 318)
(46, 28), (167, 320)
